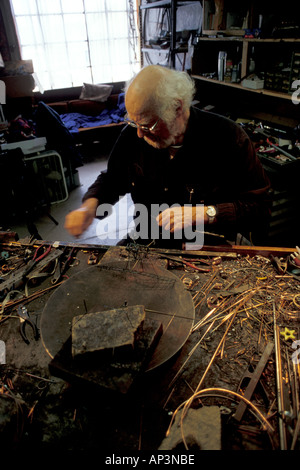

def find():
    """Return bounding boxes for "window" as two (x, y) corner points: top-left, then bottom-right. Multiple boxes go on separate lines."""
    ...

(10, 0), (140, 91)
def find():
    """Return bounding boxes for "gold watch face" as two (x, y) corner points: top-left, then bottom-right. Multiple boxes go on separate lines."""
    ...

(206, 206), (216, 217)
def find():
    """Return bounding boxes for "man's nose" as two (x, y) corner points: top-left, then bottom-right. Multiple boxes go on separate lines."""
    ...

(137, 127), (145, 138)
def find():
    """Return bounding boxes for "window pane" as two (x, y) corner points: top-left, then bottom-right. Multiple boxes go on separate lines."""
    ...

(110, 38), (130, 65)
(86, 13), (108, 39)
(36, 0), (62, 15)
(52, 69), (73, 88)
(64, 14), (87, 42)
(84, 0), (106, 13)
(11, 0), (140, 90)
(11, 0), (37, 15)
(40, 15), (65, 43)
(61, 0), (84, 13)
(46, 43), (69, 70)
(112, 63), (132, 82)
(67, 42), (90, 68)
(70, 67), (92, 87)
(35, 70), (52, 91)
(89, 39), (110, 67)
(14, 16), (43, 45)
(107, 0), (128, 12)
(21, 44), (47, 71)
(92, 64), (113, 83)
(107, 12), (128, 38)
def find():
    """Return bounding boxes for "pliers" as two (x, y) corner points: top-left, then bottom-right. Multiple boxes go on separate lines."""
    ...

(17, 305), (40, 345)
(23, 245), (51, 278)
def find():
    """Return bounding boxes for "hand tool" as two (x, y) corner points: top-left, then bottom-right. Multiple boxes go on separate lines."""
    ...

(51, 247), (76, 284)
(159, 254), (211, 272)
(233, 342), (274, 423)
(255, 128), (298, 161)
(0, 247), (63, 293)
(17, 305), (40, 345)
(22, 244), (52, 278)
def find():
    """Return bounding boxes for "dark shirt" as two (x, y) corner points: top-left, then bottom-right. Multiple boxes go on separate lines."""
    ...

(83, 107), (271, 244)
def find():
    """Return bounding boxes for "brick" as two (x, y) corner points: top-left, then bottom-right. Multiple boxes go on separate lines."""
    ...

(71, 305), (145, 361)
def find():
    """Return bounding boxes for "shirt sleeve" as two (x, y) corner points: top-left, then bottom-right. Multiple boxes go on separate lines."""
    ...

(214, 125), (272, 239)
(82, 126), (132, 206)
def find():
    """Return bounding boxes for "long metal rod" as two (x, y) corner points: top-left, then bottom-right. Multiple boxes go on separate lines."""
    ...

(233, 342), (274, 423)
(273, 301), (288, 450)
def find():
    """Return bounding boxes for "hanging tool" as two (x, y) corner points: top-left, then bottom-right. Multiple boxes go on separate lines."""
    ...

(233, 342), (274, 423)
(17, 305), (40, 345)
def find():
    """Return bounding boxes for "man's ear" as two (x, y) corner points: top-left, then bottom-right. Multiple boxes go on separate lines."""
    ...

(176, 99), (184, 117)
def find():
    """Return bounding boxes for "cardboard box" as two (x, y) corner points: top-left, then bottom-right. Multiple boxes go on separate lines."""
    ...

(1, 60), (35, 98)
(4, 60), (34, 75)
(1, 74), (35, 98)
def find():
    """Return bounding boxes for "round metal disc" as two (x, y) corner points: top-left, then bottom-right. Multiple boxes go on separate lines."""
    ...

(40, 259), (195, 371)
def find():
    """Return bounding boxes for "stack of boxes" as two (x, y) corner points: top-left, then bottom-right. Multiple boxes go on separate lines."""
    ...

(263, 51), (300, 94)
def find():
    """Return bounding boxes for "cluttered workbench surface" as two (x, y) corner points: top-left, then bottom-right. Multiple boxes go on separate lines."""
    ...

(0, 236), (300, 453)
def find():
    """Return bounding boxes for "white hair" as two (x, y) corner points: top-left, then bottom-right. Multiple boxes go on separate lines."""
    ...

(125, 66), (196, 126)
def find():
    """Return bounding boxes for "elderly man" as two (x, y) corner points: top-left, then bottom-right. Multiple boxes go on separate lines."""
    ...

(65, 65), (271, 247)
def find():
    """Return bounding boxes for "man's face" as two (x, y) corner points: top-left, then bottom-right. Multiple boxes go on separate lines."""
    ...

(126, 111), (179, 149)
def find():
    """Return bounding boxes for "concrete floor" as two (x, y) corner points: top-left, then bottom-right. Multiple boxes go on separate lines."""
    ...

(9, 157), (134, 246)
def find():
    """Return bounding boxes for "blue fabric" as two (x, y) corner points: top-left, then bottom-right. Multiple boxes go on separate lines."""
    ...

(60, 92), (126, 133)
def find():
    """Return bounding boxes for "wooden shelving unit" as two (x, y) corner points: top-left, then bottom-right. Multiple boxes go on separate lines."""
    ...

(192, 73), (300, 103)
(192, 38), (300, 101)
(192, 1), (300, 102)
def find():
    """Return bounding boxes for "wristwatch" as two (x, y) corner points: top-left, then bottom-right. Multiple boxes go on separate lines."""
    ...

(206, 205), (217, 224)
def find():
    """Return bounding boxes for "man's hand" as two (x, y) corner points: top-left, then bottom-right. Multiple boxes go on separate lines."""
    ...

(64, 198), (99, 237)
(156, 206), (205, 233)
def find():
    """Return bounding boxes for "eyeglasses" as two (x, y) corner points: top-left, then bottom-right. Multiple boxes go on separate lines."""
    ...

(124, 114), (160, 133)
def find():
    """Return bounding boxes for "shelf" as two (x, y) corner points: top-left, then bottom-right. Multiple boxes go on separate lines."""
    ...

(140, 0), (172, 8)
(202, 29), (244, 37)
(199, 36), (300, 43)
(192, 74), (300, 102)
(142, 47), (169, 54)
(140, 0), (200, 9)
(142, 45), (188, 53)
